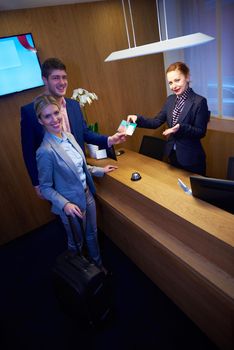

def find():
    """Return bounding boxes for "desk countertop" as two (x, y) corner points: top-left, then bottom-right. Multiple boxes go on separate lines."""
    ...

(88, 148), (233, 247)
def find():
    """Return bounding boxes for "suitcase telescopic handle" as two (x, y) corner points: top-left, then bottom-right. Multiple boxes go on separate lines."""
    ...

(67, 214), (85, 251)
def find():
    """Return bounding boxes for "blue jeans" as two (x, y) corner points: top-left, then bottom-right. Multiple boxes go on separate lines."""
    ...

(59, 189), (102, 266)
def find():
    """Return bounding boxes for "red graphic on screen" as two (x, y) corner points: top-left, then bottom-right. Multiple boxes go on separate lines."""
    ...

(17, 35), (37, 52)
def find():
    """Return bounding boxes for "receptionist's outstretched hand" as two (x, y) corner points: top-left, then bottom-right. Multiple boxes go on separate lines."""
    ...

(127, 115), (138, 123)
(162, 123), (180, 136)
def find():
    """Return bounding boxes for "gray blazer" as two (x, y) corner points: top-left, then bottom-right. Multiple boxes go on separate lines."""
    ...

(36, 131), (104, 215)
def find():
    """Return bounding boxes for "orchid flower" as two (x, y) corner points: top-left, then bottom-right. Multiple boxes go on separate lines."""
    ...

(71, 88), (98, 107)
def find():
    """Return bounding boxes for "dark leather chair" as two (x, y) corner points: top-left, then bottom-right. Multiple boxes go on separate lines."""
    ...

(139, 135), (166, 161)
(227, 156), (234, 180)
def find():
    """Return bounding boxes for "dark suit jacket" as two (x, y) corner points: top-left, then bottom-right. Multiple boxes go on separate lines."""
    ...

(137, 89), (210, 168)
(21, 98), (108, 186)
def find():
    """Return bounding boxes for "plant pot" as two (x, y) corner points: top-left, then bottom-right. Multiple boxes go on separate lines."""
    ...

(86, 144), (99, 158)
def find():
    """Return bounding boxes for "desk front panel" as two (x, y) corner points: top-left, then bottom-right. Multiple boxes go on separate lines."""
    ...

(89, 149), (234, 350)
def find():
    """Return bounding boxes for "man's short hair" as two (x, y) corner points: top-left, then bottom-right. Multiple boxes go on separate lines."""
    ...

(41, 58), (66, 79)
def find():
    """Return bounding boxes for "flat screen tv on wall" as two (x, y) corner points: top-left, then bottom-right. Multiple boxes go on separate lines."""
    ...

(0, 33), (44, 97)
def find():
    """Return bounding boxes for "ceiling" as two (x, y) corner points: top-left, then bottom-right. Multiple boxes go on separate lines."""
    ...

(0, 0), (104, 11)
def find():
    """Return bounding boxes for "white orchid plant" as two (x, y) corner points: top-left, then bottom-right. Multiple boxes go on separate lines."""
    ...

(72, 88), (98, 107)
(71, 88), (99, 132)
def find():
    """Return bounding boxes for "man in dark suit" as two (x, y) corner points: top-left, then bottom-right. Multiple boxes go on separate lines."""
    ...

(21, 58), (126, 198)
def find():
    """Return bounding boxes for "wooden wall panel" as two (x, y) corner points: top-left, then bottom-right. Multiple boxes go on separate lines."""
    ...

(203, 128), (234, 179)
(0, 0), (165, 244)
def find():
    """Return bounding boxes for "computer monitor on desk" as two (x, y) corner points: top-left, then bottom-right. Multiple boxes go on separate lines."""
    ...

(190, 176), (234, 214)
(106, 145), (117, 161)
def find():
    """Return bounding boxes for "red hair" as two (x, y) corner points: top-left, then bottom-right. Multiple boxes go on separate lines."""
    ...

(166, 62), (190, 77)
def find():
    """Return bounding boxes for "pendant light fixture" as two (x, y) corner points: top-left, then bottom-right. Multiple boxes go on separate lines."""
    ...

(104, 0), (214, 62)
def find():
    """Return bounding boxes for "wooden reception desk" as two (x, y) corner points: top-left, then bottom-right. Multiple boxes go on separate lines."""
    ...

(88, 149), (234, 350)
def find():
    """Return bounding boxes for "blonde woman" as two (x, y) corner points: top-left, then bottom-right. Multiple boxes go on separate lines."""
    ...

(35, 95), (117, 271)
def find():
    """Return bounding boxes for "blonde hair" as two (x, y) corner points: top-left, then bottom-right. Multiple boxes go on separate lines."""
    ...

(34, 95), (60, 118)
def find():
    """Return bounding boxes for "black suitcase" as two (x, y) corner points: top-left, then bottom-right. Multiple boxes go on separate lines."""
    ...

(52, 215), (111, 325)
